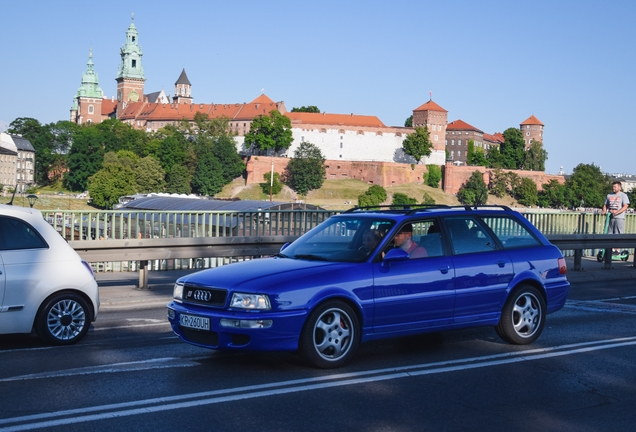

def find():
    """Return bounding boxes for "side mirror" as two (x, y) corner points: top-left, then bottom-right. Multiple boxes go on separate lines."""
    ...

(382, 248), (409, 264)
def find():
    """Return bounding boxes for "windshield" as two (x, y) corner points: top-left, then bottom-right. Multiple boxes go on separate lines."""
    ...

(281, 216), (395, 262)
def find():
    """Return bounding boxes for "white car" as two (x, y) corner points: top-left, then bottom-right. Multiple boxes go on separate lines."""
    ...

(0, 204), (99, 344)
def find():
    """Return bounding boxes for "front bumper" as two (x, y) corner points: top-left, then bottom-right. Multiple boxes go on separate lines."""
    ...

(167, 301), (308, 352)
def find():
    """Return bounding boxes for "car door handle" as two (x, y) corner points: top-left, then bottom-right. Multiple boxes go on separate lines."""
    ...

(496, 261), (506, 268)
(438, 266), (450, 274)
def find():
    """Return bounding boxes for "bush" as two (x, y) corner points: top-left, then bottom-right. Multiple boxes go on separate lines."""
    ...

(392, 193), (418, 206)
(260, 172), (283, 195)
(457, 171), (488, 205)
(358, 185), (387, 207)
(421, 192), (435, 205)
(426, 165), (442, 188)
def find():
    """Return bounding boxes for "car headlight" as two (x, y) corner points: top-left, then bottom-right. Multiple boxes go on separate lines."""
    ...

(230, 293), (271, 310)
(173, 283), (184, 300)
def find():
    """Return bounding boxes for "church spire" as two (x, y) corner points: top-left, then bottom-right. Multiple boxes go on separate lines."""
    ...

(116, 14), (146, 115)
(76, 48), (103, 99)
(117, 14), (145, 80)
(173, 68), (192, 104)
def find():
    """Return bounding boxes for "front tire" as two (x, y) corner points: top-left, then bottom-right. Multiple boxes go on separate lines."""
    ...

(36, 292), (91, 345)
(496, 285), (545, 345)
(299, 301), (360, 368)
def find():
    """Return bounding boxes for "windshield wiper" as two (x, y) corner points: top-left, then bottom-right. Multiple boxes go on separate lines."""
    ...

(293, 254), (328, 261)
(274, 253), (289, 258)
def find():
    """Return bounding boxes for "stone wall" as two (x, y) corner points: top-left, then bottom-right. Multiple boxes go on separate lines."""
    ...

(441, 162), (565, 195)
(244, 157), (565, 194)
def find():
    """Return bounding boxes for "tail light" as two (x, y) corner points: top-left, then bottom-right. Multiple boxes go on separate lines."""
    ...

(558, 257), (567, 275)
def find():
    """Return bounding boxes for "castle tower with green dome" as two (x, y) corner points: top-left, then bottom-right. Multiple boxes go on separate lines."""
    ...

(70, 48), (104, 124)
(116, 13), (146, 115)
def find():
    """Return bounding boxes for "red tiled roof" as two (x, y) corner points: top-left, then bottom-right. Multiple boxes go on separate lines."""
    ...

(520, 115), (543, 125)
(447, 119), (483, 133)
(102, 99), (117, 116)
(118, 94), (283, 122)
(285, 112), (386, 128)
(413, 99), (447, 112)
(484, 132), (504, 143)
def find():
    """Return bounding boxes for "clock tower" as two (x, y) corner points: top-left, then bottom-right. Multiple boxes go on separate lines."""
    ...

(116, 14), (145, 116)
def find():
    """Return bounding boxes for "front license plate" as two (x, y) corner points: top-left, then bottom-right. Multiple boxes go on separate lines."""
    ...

(179, 314), (210, 331)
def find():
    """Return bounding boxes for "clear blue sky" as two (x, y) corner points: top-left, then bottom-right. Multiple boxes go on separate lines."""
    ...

(1, 0), (634, 176)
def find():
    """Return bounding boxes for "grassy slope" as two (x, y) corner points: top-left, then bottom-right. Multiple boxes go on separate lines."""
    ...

(14, 178), (518, 212)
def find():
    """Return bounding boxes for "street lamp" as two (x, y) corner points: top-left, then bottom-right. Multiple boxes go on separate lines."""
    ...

(26, 194), (38, 208)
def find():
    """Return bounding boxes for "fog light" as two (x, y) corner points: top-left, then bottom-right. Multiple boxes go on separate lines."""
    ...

(220, 319), (273, 329)
(167, 308), (175, 320)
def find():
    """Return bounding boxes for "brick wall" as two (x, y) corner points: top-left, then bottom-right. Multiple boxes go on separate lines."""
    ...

(245, 157), (565, 194)
(441, 162), (565, 195)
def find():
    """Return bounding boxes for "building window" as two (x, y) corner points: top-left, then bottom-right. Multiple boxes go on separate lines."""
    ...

(340, 143), (343, 148)
(451, 140), (455, 146)
(458, 151), (461, 157)
(458, 140), (462, 146)
(434, 134), (438, 141)
(132, 59), (137, 68)
(451, 150), (454, 159)
(88, 105), (94, 114)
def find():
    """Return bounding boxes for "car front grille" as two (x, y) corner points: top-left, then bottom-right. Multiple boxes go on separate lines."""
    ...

(182, 285), (228, 307)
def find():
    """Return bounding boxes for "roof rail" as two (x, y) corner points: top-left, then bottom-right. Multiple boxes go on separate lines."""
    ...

(343, 204), (450, 214)
(343, 204), (512, 214)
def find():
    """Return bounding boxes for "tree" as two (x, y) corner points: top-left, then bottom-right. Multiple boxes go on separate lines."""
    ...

(212, 135), (244, 183)
(291, 106), (320, 113)
(457, 171), (488, 205)
(524, 139), (547, 171)
(500, 128), (526, 169)
(244, 110), (293, 156)
(627, 188), (636, 209)
(565, 163), (611, 209)
(261, 172), (283, 195)
(392, 193), (417, 206)
(191, 150), (225, 196)
(538, 179), (571, 209)
(513, 177), (538, 206)
(87, 163), (137, 209)
(426, 164), (442, 188)
(402, 126), (432, 163)
(95, 119), (148, 154)
(467, 140), (487, 166)
(154, 129), (188, 172)
(64, 125), (104, 191)
(282, 142), (326, 196)
(404, 115), (413, 127)
(166, 165), (191, 194)
(489, 168), (508, 198)
(135, 156), (166, 193)
(485, 146), (505, 168)
(358, 185), (387, 207)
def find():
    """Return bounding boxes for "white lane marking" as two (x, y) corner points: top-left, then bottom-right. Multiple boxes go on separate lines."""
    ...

(2, 336), (636, 431)
(94, 322), (170, 331)
(0, 358), (197, 383)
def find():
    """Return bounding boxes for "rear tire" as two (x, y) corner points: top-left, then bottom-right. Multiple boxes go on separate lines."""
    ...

(299, 300), (360, 368)
(36, 292), (91, 345)
(496, 285), (545, 345)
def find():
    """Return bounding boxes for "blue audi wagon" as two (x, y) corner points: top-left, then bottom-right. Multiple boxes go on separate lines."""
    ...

(167, 205), (569, 368)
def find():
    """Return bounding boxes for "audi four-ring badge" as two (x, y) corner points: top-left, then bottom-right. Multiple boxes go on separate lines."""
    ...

(167, 205), (569, 369)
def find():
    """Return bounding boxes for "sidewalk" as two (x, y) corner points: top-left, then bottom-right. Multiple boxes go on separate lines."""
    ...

(95, 256), (636, 311)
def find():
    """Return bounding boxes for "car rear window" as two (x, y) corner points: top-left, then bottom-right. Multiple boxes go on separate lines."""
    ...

(480, 216), (541, 249)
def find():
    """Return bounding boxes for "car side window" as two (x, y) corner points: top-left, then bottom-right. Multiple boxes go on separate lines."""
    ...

(0, 216), (48, 251)
(444, 216), (497, 255)
(411, 220), (444, 258)
(480, 216), (541, 249)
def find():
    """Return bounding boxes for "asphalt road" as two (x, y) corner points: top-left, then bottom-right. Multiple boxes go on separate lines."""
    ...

(1, 260), (636, 432)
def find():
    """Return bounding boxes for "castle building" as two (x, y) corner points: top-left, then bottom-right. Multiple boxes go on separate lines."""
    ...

(520, 115), (544, 146)
(69, 16), (537, 172)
